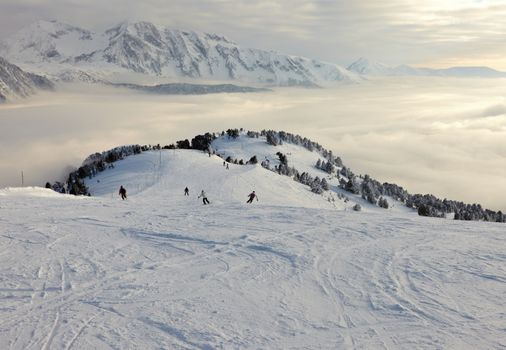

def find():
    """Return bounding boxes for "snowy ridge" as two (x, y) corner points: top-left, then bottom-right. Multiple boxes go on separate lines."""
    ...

(67, 132), (396, 213)
(347, 57), (506, 78)
(211, 133), (505, 222)
(0, 20), (359, 86)
(85, 149), (344, 210)
(0, 56), (53, 102)
(1, 135), (506, 348)
(61, 130), (504, 223)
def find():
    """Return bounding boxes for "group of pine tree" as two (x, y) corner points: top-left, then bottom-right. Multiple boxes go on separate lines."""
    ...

(45, 129), (505, 223)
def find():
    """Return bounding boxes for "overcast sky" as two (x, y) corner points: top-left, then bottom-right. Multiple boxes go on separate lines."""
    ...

(0, 0), (506, 69)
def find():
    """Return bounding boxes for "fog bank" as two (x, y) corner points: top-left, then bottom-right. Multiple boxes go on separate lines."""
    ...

(1, 78), (505, 211)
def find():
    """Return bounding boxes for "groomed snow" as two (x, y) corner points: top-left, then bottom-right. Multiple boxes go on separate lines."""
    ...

(0, 187), (80, 198)
(1, 145), (505, 349)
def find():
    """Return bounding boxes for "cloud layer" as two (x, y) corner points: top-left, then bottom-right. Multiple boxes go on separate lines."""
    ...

(1, 77), (505, 211)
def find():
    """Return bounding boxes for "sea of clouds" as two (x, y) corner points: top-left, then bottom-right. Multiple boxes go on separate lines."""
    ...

(1, 77), (505, 210)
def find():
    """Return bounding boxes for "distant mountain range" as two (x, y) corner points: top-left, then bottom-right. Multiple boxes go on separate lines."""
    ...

(1, 20), (505, 103)
(0, 56), (53, 102)
(347, 57), (506, 78)
(0, 20), (357, 87)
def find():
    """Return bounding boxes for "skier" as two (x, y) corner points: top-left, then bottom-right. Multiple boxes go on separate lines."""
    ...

(184, 187), (189, 196)
(198, 190), (210, 205)
(118, 185), (127, 200)
(246, 191), (258, 204)
(226, 163), (229, 170)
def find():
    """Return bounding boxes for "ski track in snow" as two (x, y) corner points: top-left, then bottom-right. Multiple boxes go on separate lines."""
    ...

(1, 148), (506, 349)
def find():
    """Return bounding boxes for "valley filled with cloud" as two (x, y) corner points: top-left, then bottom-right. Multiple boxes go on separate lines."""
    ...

(1, 77), (505, 210)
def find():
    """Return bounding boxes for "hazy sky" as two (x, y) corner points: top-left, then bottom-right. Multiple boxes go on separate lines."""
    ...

(1, 78), (505, 211)
(1, 0), (506, 69)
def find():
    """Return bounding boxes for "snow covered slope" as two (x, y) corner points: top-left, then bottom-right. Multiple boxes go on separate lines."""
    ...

(0, 20), (358, 86)
(0, 56), (53, 102)
(348, 57), (506, 78)
(85, 149), (340, 210)
(1, 142), (506, 349)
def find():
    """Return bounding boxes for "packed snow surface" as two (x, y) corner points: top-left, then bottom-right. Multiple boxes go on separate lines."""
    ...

(1, 147), (505, 349)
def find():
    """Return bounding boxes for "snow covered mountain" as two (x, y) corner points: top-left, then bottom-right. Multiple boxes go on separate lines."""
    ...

(0, 56), (53, 102)
(1, 132), (505, 349)
(346, 57), (398, 75)
(348, 57), (506, 78)
(0, 20), (358, 86)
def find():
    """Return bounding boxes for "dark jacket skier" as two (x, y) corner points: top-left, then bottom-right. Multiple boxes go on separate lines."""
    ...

(198, 190), (210, 205)
(247, 191), (258, 204)
(184, 187), (189, 196)
(119, 185), (127, 200)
